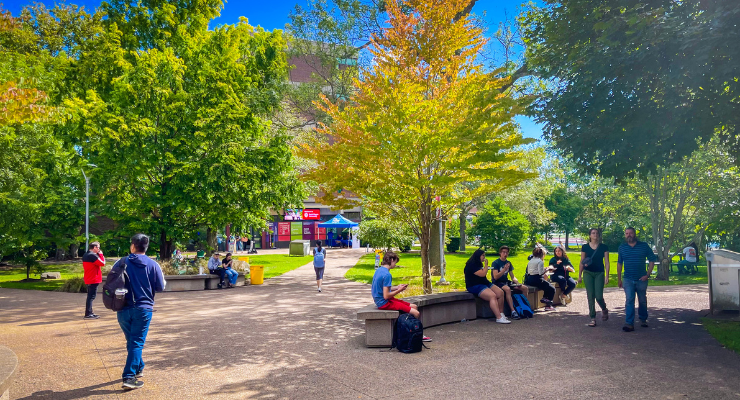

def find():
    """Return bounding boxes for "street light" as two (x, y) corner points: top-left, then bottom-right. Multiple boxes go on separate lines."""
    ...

(81, 164), (97, 251)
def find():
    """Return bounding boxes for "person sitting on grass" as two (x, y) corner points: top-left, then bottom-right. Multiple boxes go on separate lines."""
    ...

(525, 247), (556, 311)
(207, 253), (227, 289)
(491, 245), (529, 320)
(372, 251), (432, 342)
(465, 249), (510, 324)
(549, 245), (577, 306)
(222, 253), (238, 288)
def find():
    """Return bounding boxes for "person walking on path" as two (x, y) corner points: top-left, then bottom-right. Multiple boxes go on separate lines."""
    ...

(548, 245), (576, 306)
(222, 253), (238, 288)
(82, 241), (105, 319)
(313, 240), (327, 292)
(524, 247), (556, 311)
(579, 229), (610, 327)
(617, 227), (657, 332)
(117, 233), (166, 390)
(464, 249), (510, 324)
(207, 253), (226, 289)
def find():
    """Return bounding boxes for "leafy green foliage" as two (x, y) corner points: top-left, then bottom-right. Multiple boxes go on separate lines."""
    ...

(523, 0), (740, 176)
(357, 218), (415, 252)
(469, 197), (530, 253)
(545, 186), (584, 241)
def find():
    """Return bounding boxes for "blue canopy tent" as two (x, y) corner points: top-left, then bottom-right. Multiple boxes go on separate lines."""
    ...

(319, 215), (359, 248)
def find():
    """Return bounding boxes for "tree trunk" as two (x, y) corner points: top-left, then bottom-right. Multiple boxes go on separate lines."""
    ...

(564, 230), (570, 250)
(459, 211), (467, 252)
(419, 218), (433, 294)
(55, 247), (65, 261)
(159, 229), (172, 261)
(657, 257), (670, 281)
(429, 218), (444, 276)
(69, 243), (80, 259)
(206, 227), (217, 256)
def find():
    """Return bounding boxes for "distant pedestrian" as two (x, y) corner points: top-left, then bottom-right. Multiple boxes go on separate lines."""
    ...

(524, 247), (556, 311)
(313, 240), (327, 292)
(117, 233), (165, 390)
(617, 227), (657, 332)
(549, 245), (576, 306)
(579, 228), (610, 327)
(82, 241), (105, 319)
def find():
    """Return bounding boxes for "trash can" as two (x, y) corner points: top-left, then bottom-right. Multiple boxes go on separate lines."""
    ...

(289, 240), (311, 256)
(706, 249), (740, 314)
(250, 265), (264, 285)
(236, 256), (250, 264)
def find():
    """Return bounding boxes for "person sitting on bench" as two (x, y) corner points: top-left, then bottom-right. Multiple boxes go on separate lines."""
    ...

(207, 253), (227, 289)
(677, 242), (698, 274)
(525, 247), (556, 311)
(549, 245), (577, 306)
(221, 253), (238, 288)
(491, 245), (529, 320)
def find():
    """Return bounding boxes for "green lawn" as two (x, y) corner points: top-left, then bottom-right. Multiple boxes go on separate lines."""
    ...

(345, 248), (708, 297)
(702, 318), (740, 354)
(0, 254), (313, 291)
(246, 254), (313, 280)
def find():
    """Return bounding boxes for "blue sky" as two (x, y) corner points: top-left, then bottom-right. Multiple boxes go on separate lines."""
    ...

(6, 0), (544, 139)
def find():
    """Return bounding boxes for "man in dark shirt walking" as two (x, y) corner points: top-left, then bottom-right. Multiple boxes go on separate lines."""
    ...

(117, 233), (166, 390)
(617, 227), (657, 332)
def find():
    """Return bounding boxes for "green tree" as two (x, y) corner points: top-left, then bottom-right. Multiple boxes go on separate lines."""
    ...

(545, 187), (584, 249)
(469, 197), (530, 253)
(299, 0), (533, 293)
(357, 218), (415, 252)
(522, 0), (740, 176)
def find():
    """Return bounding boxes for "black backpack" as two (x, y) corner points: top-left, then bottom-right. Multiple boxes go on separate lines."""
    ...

(102, 257), (130, 311)
(393, 314), (424, 353)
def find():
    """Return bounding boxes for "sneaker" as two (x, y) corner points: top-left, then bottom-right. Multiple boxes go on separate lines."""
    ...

(422, 336), (432, 342)
(559, 295), (567, 306)
(588, 319), (597, 327)
(217, 283), (223, 289)
(602, 309), (609, 321)
(540, 298), (548, 304)
(640, 320), (648, 328)
(510, 311), (520, 320)
(122, 378), (144, 390)
(135, 370), (144, 378)
(544, 305), (555, 311)
(622, 325), (635, 332)
(318, 287), (322, 293)
(495, 317), (511, 324)
(83, 314), (100, 320)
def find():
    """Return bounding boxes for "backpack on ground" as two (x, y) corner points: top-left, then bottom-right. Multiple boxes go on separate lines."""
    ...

(512, 293), (534, 319)
(102, 257), (130, 311)
(313, 247), (325, 265)
(392, 313), (424, 353)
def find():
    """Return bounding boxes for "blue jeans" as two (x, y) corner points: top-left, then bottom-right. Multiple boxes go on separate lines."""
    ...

(225, 268), (238, 285)
(117, 307), (153, 379)
(623, 279), (648, 326)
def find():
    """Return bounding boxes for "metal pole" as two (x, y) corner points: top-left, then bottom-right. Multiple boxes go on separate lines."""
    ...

(82, 169), (89, 252)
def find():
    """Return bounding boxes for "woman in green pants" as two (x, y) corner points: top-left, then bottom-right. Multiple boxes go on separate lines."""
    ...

(579, 228), (610, 327)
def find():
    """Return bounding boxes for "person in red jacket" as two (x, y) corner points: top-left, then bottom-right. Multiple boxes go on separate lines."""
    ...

(82, 241), (105, 319)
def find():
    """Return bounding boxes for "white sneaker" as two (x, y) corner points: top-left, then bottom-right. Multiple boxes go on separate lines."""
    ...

(496, 317), (511, 324)
(318, 287), (322, 293)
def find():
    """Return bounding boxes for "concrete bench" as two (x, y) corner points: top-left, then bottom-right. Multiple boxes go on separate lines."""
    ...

(98, 272), (246, 292)
(205, 272), (246, 289)
(357, 284), (573, 347)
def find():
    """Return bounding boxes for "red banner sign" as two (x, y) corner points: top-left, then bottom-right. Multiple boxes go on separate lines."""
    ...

(302, 209), (321, 220)
(277, 222), (290, 236)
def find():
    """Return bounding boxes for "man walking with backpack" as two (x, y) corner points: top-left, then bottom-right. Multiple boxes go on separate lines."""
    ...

(116, 233), (166, 390)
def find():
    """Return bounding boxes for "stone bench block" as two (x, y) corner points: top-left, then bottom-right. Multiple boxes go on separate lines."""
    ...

(405, 292), (477, 327)
(205, 273), (246, 289)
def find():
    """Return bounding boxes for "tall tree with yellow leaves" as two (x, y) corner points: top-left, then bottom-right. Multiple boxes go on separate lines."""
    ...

(299, 0), (533, 293)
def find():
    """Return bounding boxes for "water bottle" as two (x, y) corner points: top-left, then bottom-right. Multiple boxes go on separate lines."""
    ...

(115, 288), (128, 299)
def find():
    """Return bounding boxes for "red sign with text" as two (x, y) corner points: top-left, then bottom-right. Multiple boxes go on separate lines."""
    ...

(277, 222), (291, 241)
(302, 209), (321, 220)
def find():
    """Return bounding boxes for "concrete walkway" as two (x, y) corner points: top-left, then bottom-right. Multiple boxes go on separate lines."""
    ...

(1, 248), (739, 399)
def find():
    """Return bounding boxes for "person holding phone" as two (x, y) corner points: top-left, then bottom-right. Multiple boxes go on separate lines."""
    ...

(465, 249), (510, 324)
(371, 251), (432, 341)
(549, 245), (577, 306)
(524, 247), (556, 311)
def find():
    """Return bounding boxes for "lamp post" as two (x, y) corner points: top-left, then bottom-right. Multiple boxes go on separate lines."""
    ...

(81, 164), (97, 251)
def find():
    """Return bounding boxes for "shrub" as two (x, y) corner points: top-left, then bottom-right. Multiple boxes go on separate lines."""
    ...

(468, 197), (530, 254)
(357, 218), (415, 252)
(56, 276), (87, 293)
(446, 237), (460, 253)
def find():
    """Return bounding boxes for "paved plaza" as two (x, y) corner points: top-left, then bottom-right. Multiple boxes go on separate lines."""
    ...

(1, 249), (739, 399)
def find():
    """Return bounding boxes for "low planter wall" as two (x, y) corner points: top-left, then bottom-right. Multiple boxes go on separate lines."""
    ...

(97, 272), (247, 292)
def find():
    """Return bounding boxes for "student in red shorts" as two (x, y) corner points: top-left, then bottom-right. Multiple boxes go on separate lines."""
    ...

(371, 251), (431, 342)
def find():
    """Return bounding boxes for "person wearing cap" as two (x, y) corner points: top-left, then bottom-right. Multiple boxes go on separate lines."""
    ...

(207, 253), (226, 289)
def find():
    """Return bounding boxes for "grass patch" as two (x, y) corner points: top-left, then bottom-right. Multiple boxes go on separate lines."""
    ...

(246, 254), (313, 280)
(0, 263), (85, 291)
(345, 249), (708, 298)
(702, 318), (740, 354)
